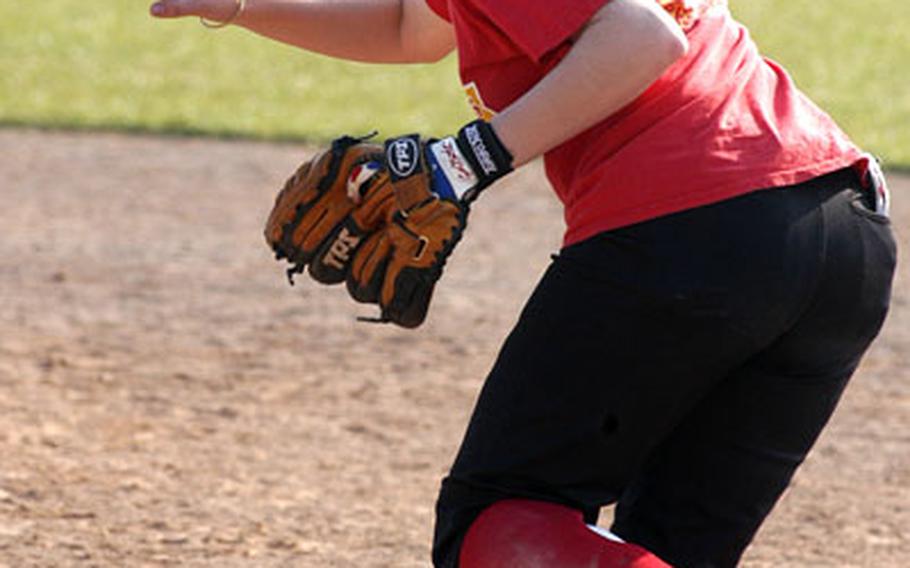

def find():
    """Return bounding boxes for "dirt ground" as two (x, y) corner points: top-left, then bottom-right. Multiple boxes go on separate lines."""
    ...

(0, 128), (907, 567)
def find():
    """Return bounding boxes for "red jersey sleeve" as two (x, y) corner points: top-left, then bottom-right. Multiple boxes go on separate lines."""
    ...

(474, 0), (611, 61)
(425, 0), (450, 22)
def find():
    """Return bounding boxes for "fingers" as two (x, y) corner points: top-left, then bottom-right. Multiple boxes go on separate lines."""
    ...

(149, 0), (193, 19)
(150, 0), (232, 20)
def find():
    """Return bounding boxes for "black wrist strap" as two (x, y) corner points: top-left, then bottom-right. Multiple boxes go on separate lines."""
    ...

(454, 119), (514, 200)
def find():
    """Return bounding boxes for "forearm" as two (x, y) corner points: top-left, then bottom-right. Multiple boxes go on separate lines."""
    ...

(234, 0), (455, 63)
(234, 0), (449, 63)
(491, 0), (688, 166)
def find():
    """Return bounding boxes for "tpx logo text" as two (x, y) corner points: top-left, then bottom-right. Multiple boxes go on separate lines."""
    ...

(387, 138), (420, 178)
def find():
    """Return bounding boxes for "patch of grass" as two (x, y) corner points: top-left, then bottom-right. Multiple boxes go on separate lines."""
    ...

(0, 1), (907, 166)
(0, 2), (471, 140)
(732, 0), (910, 167)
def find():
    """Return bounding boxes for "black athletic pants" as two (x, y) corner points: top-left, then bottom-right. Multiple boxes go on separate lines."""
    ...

(433, 167), (897, 568)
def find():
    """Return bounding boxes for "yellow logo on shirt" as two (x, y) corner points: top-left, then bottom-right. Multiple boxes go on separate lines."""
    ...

(657, 0), (726, 30)
(463, 82), (496, 121)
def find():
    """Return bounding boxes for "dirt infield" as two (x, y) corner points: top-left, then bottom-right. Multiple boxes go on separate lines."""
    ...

(1, 129), (907, 567)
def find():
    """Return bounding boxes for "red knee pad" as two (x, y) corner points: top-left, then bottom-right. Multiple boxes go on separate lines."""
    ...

(459, 499), (670, 567)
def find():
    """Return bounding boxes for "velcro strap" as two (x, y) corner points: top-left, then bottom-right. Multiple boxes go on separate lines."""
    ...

(385, 135), (435, 211)
(385, 135), (424, 182)
(454, 120), (514, 201)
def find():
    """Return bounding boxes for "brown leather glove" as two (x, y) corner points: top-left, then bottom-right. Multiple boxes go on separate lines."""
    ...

(263, 135), (396, 285)
(266, 121), (512, 329)
(347, 196), (467, 328)
(347, 122), (513, 328)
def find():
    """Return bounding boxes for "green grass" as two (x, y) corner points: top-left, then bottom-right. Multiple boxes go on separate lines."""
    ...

(731, 0), (910, 168)
(0, 2), (471, 140)
(0, 1), (907, 165)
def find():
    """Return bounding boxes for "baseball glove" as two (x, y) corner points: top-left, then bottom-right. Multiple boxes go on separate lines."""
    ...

(265, 120), (513, 329)
(347, 186), (468, 329)
(263, 135), (396, 285)
(346, 123), (513, 328)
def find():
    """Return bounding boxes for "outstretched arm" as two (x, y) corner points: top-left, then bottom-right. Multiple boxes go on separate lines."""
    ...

(150, 0), (455, 63)
(492, 0), (688, 166)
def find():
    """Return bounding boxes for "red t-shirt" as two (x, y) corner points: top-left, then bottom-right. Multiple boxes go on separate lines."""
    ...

(426, 0), (862, 246)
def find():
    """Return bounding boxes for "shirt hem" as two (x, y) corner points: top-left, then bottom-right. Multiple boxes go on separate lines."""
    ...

(562, 153), (863, 247)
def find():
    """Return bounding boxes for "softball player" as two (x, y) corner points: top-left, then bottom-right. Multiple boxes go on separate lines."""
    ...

(151, 1), (896, 566)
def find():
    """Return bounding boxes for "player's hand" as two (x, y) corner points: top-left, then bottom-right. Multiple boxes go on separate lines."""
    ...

(346, 120), (514, 327)
(347, 192), (467, 328)
(266, 120), (513, 328)
(149, 0), (239, 22)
